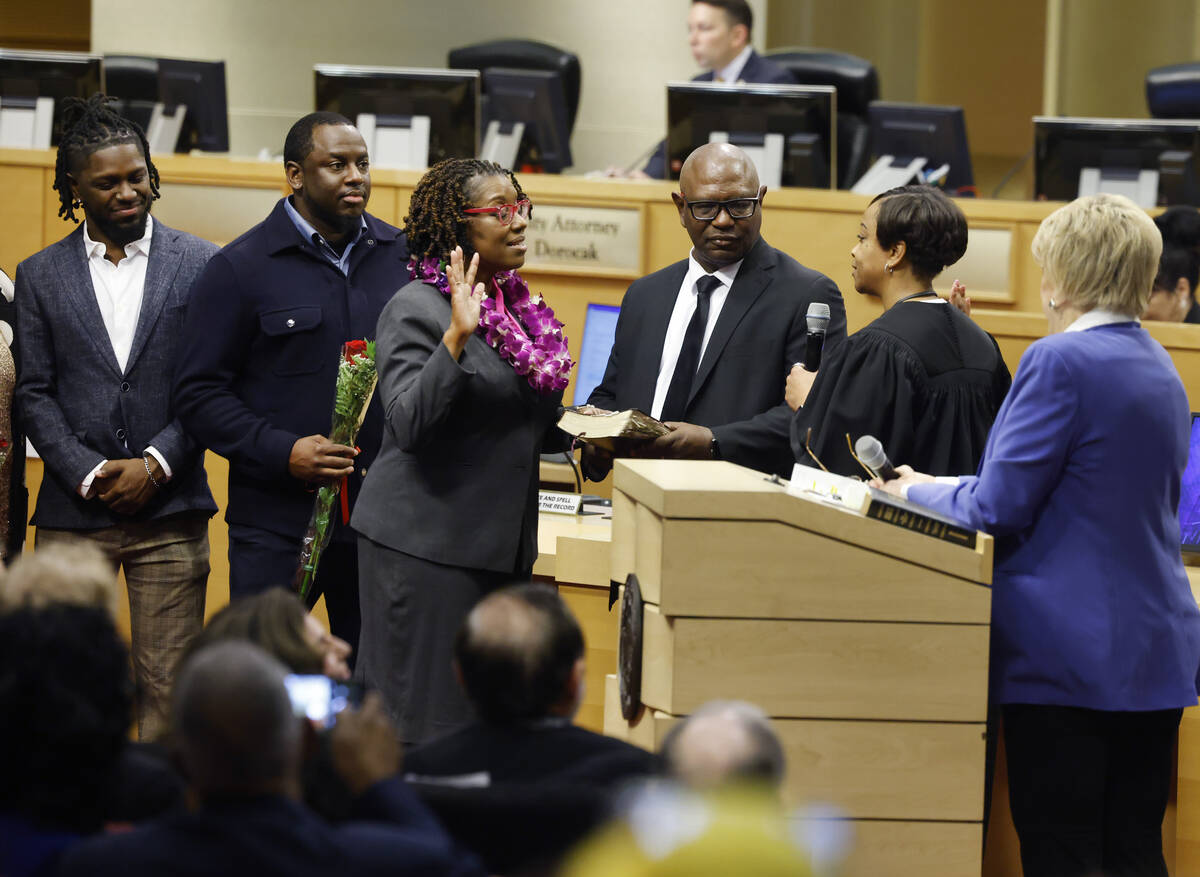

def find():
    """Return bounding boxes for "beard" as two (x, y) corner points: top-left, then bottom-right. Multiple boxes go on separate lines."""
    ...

(301, 192), (364, 239)
(90, 204), (150, 248)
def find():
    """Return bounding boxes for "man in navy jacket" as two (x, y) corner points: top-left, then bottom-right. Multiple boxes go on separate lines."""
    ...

(174, 113), (409, 657)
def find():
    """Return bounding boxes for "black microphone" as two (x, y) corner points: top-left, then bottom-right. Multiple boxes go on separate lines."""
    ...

(802, 302), (831, 371)
(855, 434), (899, 481)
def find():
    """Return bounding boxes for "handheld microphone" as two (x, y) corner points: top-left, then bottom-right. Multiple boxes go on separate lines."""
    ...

(803, 302), (831, 371)
(854, 435), (899, 481)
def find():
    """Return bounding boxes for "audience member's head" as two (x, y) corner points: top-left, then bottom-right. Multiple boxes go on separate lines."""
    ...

(180, 588), (351, 680)
(171, 641), (302, 803)
(0, 603), (133, 831)
(1147, 204), (1200, 321)
(660, 700), (786, 792)
(454, 583), (585, 725)
(1032, 192), (1162, 319)
(0, 538), (117, 616)
(688, 0), (753, 73)
(673, 143), (766, 273)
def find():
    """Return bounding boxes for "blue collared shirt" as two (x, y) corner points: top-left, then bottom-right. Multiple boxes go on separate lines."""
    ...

(283, 196), (367, 276)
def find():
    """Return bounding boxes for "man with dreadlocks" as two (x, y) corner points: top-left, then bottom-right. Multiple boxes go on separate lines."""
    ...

(174, 112), (409, 660)
(14, 94), (218, 739)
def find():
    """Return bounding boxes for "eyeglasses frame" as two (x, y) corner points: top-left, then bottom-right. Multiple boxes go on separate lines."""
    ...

(462, 198), (533, 225)
(679, 195), (762, 222)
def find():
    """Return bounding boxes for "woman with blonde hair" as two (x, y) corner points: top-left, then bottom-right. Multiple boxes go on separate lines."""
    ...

(879, 193), (1200, 877)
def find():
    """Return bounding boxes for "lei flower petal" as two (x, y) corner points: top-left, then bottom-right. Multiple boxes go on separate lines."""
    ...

(408, 257), (573, 394)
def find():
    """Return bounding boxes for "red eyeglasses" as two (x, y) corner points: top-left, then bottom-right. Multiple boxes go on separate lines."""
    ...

(463, 199), (532, 225)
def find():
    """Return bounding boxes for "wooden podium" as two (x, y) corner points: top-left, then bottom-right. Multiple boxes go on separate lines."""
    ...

(602, 459), (994, 877)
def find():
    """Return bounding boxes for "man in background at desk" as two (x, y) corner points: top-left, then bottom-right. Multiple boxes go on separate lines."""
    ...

(584, 142), (846, 479)
(634, 0), (796, 180)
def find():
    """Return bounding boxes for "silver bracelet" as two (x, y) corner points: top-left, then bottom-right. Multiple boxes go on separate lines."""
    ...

(143, 455), (162, 488)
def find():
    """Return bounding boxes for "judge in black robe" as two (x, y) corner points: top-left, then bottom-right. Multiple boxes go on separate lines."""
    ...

(788, 185), (1011, 478)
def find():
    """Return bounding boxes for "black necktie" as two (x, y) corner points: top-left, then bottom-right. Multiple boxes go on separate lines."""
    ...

(660, 274), (721, 422)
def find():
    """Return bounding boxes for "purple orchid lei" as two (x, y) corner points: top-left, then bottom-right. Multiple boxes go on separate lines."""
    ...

(409, 255), (573, 394)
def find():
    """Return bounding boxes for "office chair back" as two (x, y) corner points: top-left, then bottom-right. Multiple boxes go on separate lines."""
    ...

(448, 39), (582, 134)
(765, 48), (880, 189)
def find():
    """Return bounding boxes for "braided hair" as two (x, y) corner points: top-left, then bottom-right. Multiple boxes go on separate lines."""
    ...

(53, 94), (160, 223)
(403, 158), (526, 263)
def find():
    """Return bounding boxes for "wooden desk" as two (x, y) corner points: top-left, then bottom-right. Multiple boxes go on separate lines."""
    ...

(532, 511), (614, 732)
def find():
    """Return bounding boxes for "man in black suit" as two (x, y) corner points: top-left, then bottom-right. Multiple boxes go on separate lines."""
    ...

(586, 142), (846, 478)
(58, 641), (483, 877)
(405, 583), (657, 786)
(639, 0), (796, 179)
(402, 584), (657, 873)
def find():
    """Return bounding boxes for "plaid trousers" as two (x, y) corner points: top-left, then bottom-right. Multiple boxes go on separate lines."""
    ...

(36, 512), (210, 740)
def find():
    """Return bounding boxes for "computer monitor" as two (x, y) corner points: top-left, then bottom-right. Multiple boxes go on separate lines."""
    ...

(0, 49), (101, 146)
(665, 82), (836, 189)
(1182, 413), (1200, 555)
(865, 102), (974, 195)
(481, 67), (572, 173)
(314, 65), (479, 168)
(1034, 116), (1200, 207)
(103, 55), (229, 153)
(158, 58), (229, 152)
(572, 303), (620, 405)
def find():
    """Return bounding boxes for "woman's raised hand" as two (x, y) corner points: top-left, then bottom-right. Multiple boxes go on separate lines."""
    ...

(443, 246), (485, 359)
(948, 279), (971, 317)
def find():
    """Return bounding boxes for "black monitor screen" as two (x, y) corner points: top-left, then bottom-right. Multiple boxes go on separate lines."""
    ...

(0, 49), (101, 144)
(482, 67), (572, 173)
(1182, 413), (1200, 554)
(868, 101), (974, 194)
(314, 65), (479, 165)
(157, 58), (229, 152)
(666, 82), (836, 189)
(1035, 116), (1200, 206)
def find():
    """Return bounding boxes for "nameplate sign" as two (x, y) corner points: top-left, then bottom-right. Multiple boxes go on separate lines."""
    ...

(524, 205), (641, 272)
(538, 490), (584, 516)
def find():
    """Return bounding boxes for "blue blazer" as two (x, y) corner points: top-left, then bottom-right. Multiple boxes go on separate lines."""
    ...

(643, 51), (798, 179)
(15, 221), (218, 529)
(910, 323), (1200, 712)
(174, 199), (409, 540)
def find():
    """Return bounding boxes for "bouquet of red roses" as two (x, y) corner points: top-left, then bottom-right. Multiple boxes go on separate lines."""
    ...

(294, 339), (378, 601)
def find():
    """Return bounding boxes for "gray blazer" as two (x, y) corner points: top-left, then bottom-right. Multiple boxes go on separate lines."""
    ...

(15, 220), (218, 529)
(352, 279), (567, 574)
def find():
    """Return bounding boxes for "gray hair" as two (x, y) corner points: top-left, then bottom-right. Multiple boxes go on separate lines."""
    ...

(660, 699), (786, 789)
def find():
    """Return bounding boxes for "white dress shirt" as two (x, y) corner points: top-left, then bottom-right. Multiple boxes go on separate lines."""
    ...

(79, 215), (171, 497)
(650, 253), (743, 419)
(714, 46), (754, 83)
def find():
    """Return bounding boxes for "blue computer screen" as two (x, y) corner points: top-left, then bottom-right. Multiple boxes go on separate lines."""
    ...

(571, 303), (620, 406)
(1182, 413), (1200, 551)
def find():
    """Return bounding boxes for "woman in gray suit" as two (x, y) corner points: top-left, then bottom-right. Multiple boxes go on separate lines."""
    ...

(352, 159), (573, 744)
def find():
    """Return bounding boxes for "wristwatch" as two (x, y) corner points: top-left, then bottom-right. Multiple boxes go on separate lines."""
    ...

(709, 435), (721, 459)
